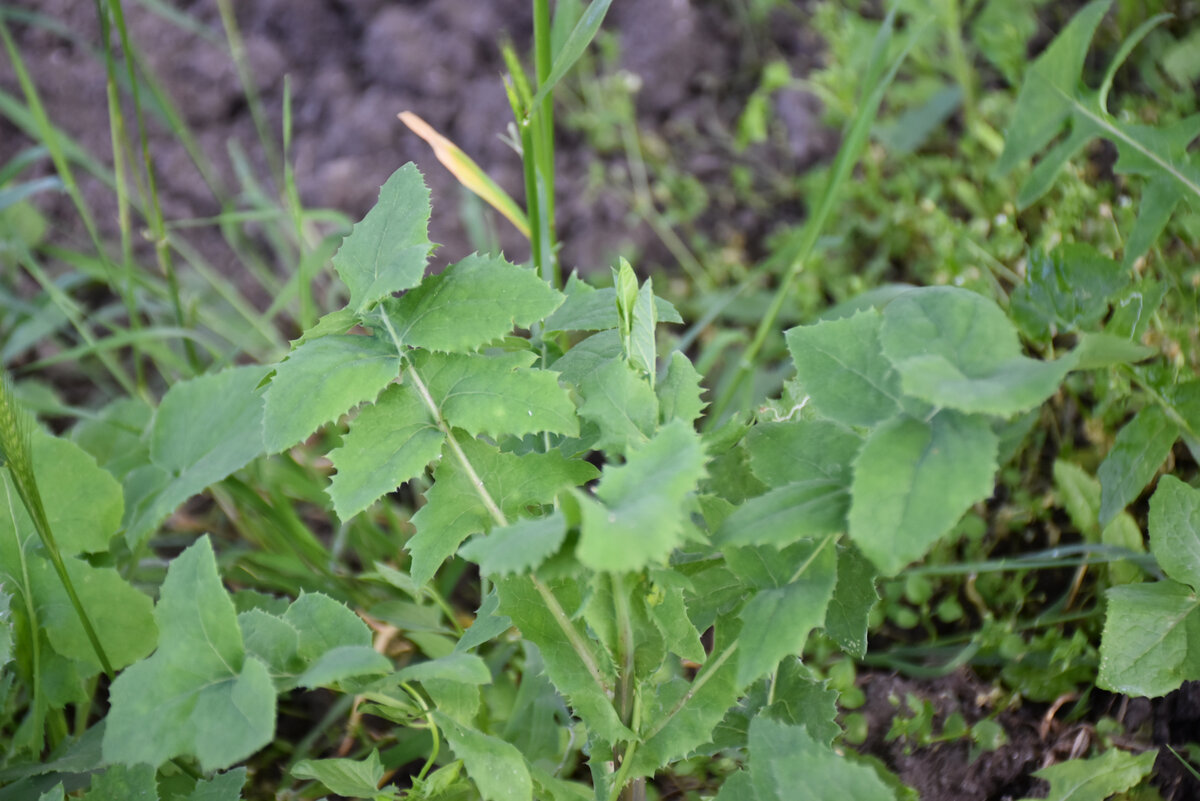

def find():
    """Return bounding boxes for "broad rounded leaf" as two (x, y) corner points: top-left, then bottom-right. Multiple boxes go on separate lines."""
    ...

(848, 412), (998, 576)
(1149, 476), (1200, 590)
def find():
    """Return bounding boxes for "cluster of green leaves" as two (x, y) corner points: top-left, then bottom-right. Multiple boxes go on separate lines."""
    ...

(3, 0), (1200, 799)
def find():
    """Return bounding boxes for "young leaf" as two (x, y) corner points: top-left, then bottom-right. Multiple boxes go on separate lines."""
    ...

(292, 749), (391, 800)
(657, 351), (706, 425)
(543, 274), (682, 333)
(881, 287), (1077, 417)
(745, 717), (896, 800)
(331, 163), (432, 313)
(736, 536), (837, 686)
(385, 254), (562, 352)
(645, 573), (706, 663)
(784, 310), (902, 428)
(82, 764), (157, 801)
(459, 511), (568, 576)
(408, 437), (597, 586)
(848, 411), (999, 576)
(104, 537), (275, 772)
(627, 276), (659, 381)
(577, 357), (659, 455)
(433, 713), (533, 801)
(327, 381), (443, 520)
(1018, 747), (1157, 801)
(577, 419), (706, 572)
(1098, 405), (1179, 525)
(263, 334), (400, 453)
(1149, 476), (1200, 591)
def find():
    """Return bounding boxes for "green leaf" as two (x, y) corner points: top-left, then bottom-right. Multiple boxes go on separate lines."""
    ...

(994, 0), (1110, 177)
(129, 365), (271, 542)
(746, 419), (862, 488)
(459, 511), (567, 576)
(1072, 333), (1157, 370)
(332, 163), (432, 313)
(395, 651), (492, 685)
(83, 764), (157, 801)
(715, 481), (849, 548)
(578, 357), (659, 455)
(747, 717), (896, 800)
(408, 437), (597, 586)
(881, 287), (1076, 417)
(765, 659), (842, 746)
(1019, 747), (1157, 801)
(848, 412), (999, 576)
(543, 274), (682, 333)
(1010, 245), (1130, 339)
(577, 419), (707, 572)
(433, 713), (532, 801)
(657, 351), (706, 425)
(495, 575), (629, 743)
(645, 573), (706, 663)
(263, 334), (400, 453)
(736, 536), (837, 685)
(0, 589), (11, 667)
(173, 768), (248, 801)
(631, 616), (742, 777)
(824, 543), (879, 659)
(327, 381), (442, 520)
(626, 276), (658, 380)
(103, 537), (275, 772)
(1098, 405), (1179, 525)
(1054, 460), (1101, 538)
(1099, 580), (1200, 696)
(385, 254), (562, 352)
(412, 350), (579, 438)
(292, 749), (389, 800)
(528, 0), (613, 110)
(784, 310), (902, 428)
(1149, 476), (1200, 590)
(36, 559), (156, 671)
(551, 329), (623, 386)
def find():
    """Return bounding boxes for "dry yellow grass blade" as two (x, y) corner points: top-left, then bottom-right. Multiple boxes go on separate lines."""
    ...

(399, 111), (530, 239)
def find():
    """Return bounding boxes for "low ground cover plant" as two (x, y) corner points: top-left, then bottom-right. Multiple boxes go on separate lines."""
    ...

(0, 0), (1198, 799)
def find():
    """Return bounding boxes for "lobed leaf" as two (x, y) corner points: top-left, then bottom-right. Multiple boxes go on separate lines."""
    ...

(327, 381), (443, 521)
(459, 511), (568, 576)
(262, 334), (400, 453)
(577, 357), (659, 455)
(385, 254), (562, 352)
(577, 419), (707, 572)
(331, 163), (432, 313)
(744, 717), (896, 800)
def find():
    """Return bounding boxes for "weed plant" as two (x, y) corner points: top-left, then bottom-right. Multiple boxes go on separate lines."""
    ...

(0, 1), (1198, 800)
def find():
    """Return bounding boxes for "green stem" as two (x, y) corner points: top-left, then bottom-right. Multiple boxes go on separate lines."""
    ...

(704, 13), (915, 427)
(377, 310), (612, 696)
(533, 0), (558, 287)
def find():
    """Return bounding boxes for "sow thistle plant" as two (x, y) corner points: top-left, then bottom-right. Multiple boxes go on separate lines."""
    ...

(1, 0), (1198, 799)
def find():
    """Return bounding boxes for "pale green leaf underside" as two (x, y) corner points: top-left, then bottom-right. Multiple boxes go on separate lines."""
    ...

(715, 481), (848, 548)
(263, 334), (400, 453)
(848, 411), (999, 576)
(332, 163), (432, 313)
(459, 511), (567, 576)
